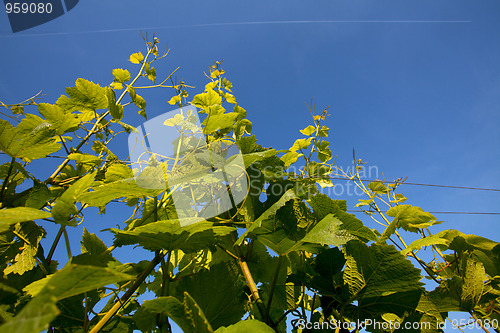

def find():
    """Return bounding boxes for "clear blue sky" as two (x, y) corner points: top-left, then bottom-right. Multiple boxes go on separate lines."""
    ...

(1, 1), (499, 331)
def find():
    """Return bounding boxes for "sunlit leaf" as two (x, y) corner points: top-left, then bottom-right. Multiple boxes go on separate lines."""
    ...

(129, 52), (144, 64)
(56, 78), (107, 112)
(0, 207), (51, 232)
(112, 68), (131, 83)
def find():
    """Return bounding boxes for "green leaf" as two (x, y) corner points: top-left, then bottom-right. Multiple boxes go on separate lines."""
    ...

(367, 181), (391, 194)
(25, 182), (51, 209)
(52, 172), (95, 225)
(0, 118), (60, 160)
(38, 103), (80, 135)
(280, 151), (302, 168)
(148, 66), (157, 83)
(0, 207), (51, 232)
(172, 262), (246, 329)
(378, 216), (399, 244)
(290, 138), (312, 152)
(308, 194), (377, 242)
(56, 78), (107, 112)
(215, 320), (274, 332)
(192, 90), (222, 110)
(3, 221), (44, 276)
(460, 258), (485, 311)
(106, 87), (124, 121)
(203, 113), (239, 134)
(301, 214), (356, 245)
(299, 125), (316, 136)
(81, 228), (109, 257)
(68, 153), (102, 166)
(111, 220), (236, 252)
(168, 95), (181, 105)
(144, 293), (213, 333)
(132, 93), (147, 118)
(317, 147), (332, 163)
(255, 214), (355, 255)
(0, 293), (59, 333)
(238, 149), (278, 167)
(79, 179), (162, 207)
(318, 125), (329, 137)
(402, 233), (450, 255)
(235, 188), (298, 246)
(386, 205), (439, 232)
(24, 264), (133, 300)
(129, 52), (144, 64)
(112, 68), (131, 83)
(343, 241), (423, 315)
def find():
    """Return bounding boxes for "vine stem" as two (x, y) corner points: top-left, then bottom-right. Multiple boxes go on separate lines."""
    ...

(471, 312), (489, 333)
(230, 234), (268, 324)
(89, 251), (164, 333)
(265, 255), (283, 323)
(46, 226), (64, 264)
(0, 157), (15, 200)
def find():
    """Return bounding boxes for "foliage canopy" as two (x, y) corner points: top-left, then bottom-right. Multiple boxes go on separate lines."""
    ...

(0, 36), (499, 333)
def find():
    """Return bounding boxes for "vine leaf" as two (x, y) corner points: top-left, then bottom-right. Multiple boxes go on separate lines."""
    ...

(38, 103), (80, 135)
(112, 68), (131, 83)
(4, 221), (44, 275)
(386, 205), (440, 232)
(0, 207), (51, 232)
(110, 220), (236, 253)
(235, 188), (298, 246)
(52, 172), (95, 225)
(0, 293), (59, 333)
(8, 264), (132, 333)
(255, 214), (355, 255)
(215, 319), (274, 332)
(56, 78), (107, 112)
(0, 117), (60, 160)
(143, 293), (213, 333)
(23, 264), (133, 300)
(308, 193), (378, 242)
(79, 178), (162, 207)
(343, 240), (424, 316)
(172, 261), (246, 329)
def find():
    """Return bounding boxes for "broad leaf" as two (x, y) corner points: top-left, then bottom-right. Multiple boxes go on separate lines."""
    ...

(56, 78), (107, 112)
(386, 205), (439, 232)
(23, 264), (133, 300)
(52, 172), (95, 225)
(0, 118), (60, 160)
(79, 178), (162, 207)
(203, 113), (239, 134)
(343, 241), (423, 315)
(172, 261), (246, 329)
(0, 207), (51, 232)
(235, 189), (298, 246)
(0, 293), (59, 333)
(112, 68), (131, 83)
(192, 89), (222, 110)
(309, 194), (377, 242)
(38, 103), (80, 135)
(215, 319), (274, 332)
(111, 220), (236, 252)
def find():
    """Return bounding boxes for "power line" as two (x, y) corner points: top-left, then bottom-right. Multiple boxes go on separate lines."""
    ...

(328, 177), (500, 192)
